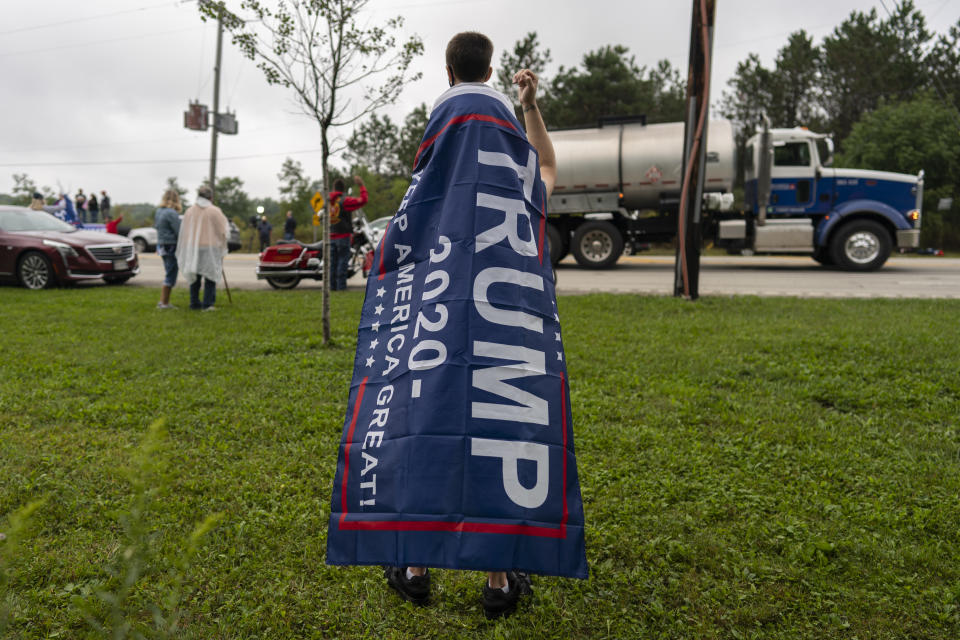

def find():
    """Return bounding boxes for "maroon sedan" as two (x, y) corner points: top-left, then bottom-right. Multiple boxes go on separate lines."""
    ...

(0, 205), (139, 289)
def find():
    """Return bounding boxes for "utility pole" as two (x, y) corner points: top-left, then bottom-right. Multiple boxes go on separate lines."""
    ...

(209, 14), (223, 201)
(673, 0), (716, 300)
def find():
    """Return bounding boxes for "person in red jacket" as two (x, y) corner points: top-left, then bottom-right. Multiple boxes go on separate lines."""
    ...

(104, 213), (124, 235)
(328, 175), (367, 290)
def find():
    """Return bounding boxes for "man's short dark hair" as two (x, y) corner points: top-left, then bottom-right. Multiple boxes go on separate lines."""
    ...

(197, 185), (213, 200)
(445, 32), (493, 83)
(333, 178), (345, 192)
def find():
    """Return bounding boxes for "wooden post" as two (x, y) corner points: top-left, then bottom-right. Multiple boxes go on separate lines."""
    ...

(673, 0), (716, 300)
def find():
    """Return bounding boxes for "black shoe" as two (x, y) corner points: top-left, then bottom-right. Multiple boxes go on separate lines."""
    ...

(482, 571), (532, 619)
(384, 566), (430, 605)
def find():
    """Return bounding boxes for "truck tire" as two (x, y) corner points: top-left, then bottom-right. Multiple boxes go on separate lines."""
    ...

(829, 219), (891, 271)
(571, 220), (623, 269)
(545, 223), (567, 266)
(812, 247), (834, 266)
(133, 237), (149, 253)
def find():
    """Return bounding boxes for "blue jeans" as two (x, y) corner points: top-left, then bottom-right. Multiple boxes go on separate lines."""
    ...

(330, 237), (351, 290)
(189, 275), (216, 309)
(159, 245), (178, 287)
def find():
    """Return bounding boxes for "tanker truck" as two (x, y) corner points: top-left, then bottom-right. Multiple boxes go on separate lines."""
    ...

(547, 117), (923, 270)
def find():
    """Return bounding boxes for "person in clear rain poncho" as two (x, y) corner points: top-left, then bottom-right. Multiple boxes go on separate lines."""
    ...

(176, 185), (229, 311)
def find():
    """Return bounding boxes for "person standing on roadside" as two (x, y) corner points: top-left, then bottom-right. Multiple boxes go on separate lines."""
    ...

(176, 185), (229, 311)
(328, 175), (367, 290)
(100, 190), (111, 220)
(104, 212), (124, 234)
(155, 188), (182, 309)
(283, 210), (296, 241)
(258, 215), (273, 251)
(327, 32), (587, 620)
(87, 192), (99, 223)
(75, 188), (87, 224)
(29, 192), (45, 211)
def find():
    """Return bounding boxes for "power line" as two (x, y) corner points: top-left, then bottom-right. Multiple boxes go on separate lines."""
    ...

(0, 1), (178, 37)
(0, 147), (325, 168)
(0, 122), (303, 154)
(0, 25), (204, 59)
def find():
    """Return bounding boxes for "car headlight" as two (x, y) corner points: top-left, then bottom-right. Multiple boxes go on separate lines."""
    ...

(43, 239), (80, 259)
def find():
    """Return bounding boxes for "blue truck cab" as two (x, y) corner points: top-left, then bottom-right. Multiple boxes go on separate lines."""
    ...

(722, 127), (923, 270)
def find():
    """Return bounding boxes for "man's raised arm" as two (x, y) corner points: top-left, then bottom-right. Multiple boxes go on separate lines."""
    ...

(513, 69), (556, 198)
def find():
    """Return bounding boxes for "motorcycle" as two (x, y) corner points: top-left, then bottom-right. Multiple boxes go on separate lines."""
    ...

(256, 210), (378, 290)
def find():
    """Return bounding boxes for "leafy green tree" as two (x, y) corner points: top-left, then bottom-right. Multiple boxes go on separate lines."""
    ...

(276, 157), (313, 227)
(346, 114), (401, 176)
(820, 2), (933, 143)
(495, 32), (552, 115)
(543, 45), (685, 128)
(10, 173), (37, 206)
(720, 53), (776, 144)
(928, 17), (960, 114)
(202, 175), (250, 222)
(836, 92), (960, 248)
(396, 103), (429, 174)
(771, 30), (821, 128)
(204, 0), (423, 344)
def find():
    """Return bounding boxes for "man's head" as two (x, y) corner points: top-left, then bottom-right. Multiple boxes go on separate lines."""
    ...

(197, 185), (213, 201)
(445, 31), (493, 86)
(286, 210), (293, 218)
(333, 178), (346, 192)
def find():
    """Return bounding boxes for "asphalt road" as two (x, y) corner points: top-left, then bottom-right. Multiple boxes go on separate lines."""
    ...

(127, 253), (960, 299)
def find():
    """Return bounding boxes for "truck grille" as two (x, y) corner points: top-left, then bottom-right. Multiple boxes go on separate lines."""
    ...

(87, 244), (135, 262)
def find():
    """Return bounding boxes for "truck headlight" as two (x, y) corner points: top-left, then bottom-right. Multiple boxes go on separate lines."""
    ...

(43, 239), (79, 259)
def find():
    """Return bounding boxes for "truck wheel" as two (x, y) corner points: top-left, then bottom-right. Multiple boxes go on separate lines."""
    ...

(545, 223), (566, 266)
(829, 219), (891, 271)
(812, 247), (834, 266)
(133, 237), (148, 253)
(571, 221), (623, 269)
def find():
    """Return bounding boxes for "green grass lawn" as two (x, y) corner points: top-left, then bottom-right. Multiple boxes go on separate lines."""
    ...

(1, 286), (959, 639)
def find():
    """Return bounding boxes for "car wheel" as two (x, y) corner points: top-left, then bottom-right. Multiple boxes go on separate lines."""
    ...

(571, 220), (624, 269)
(266, 276), (300, 289)
(18, 252), (55, 289)
(133, 237), (148, 253)
(829, 219), (891, 271)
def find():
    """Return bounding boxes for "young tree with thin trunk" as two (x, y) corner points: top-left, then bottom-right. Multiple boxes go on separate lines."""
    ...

(200, 0), (423, 344)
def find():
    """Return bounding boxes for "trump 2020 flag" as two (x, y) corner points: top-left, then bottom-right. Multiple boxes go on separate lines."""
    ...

(326, 84), (588, 579)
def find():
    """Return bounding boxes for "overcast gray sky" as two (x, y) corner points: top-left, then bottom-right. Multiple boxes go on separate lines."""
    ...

(1, 0), (956, 207)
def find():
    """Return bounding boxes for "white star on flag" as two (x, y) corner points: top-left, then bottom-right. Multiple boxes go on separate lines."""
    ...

(369, 339), (379, 350)
(371, 321), (380, 332)
(374, 304), (384, 315)
(554, 331), (561, 341)
(376, 287), (386, 298)
(557, 351), (563, 361)
(366, 356), (375, 367)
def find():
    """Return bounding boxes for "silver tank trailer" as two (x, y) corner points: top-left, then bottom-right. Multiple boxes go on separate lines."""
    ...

(549, 120), (736, 211)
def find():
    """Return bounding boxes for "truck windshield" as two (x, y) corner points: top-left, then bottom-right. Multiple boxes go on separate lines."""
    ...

(774, 142), (811, 167)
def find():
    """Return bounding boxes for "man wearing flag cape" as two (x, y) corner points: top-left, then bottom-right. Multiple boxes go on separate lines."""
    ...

(327, 32), (588, 619)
